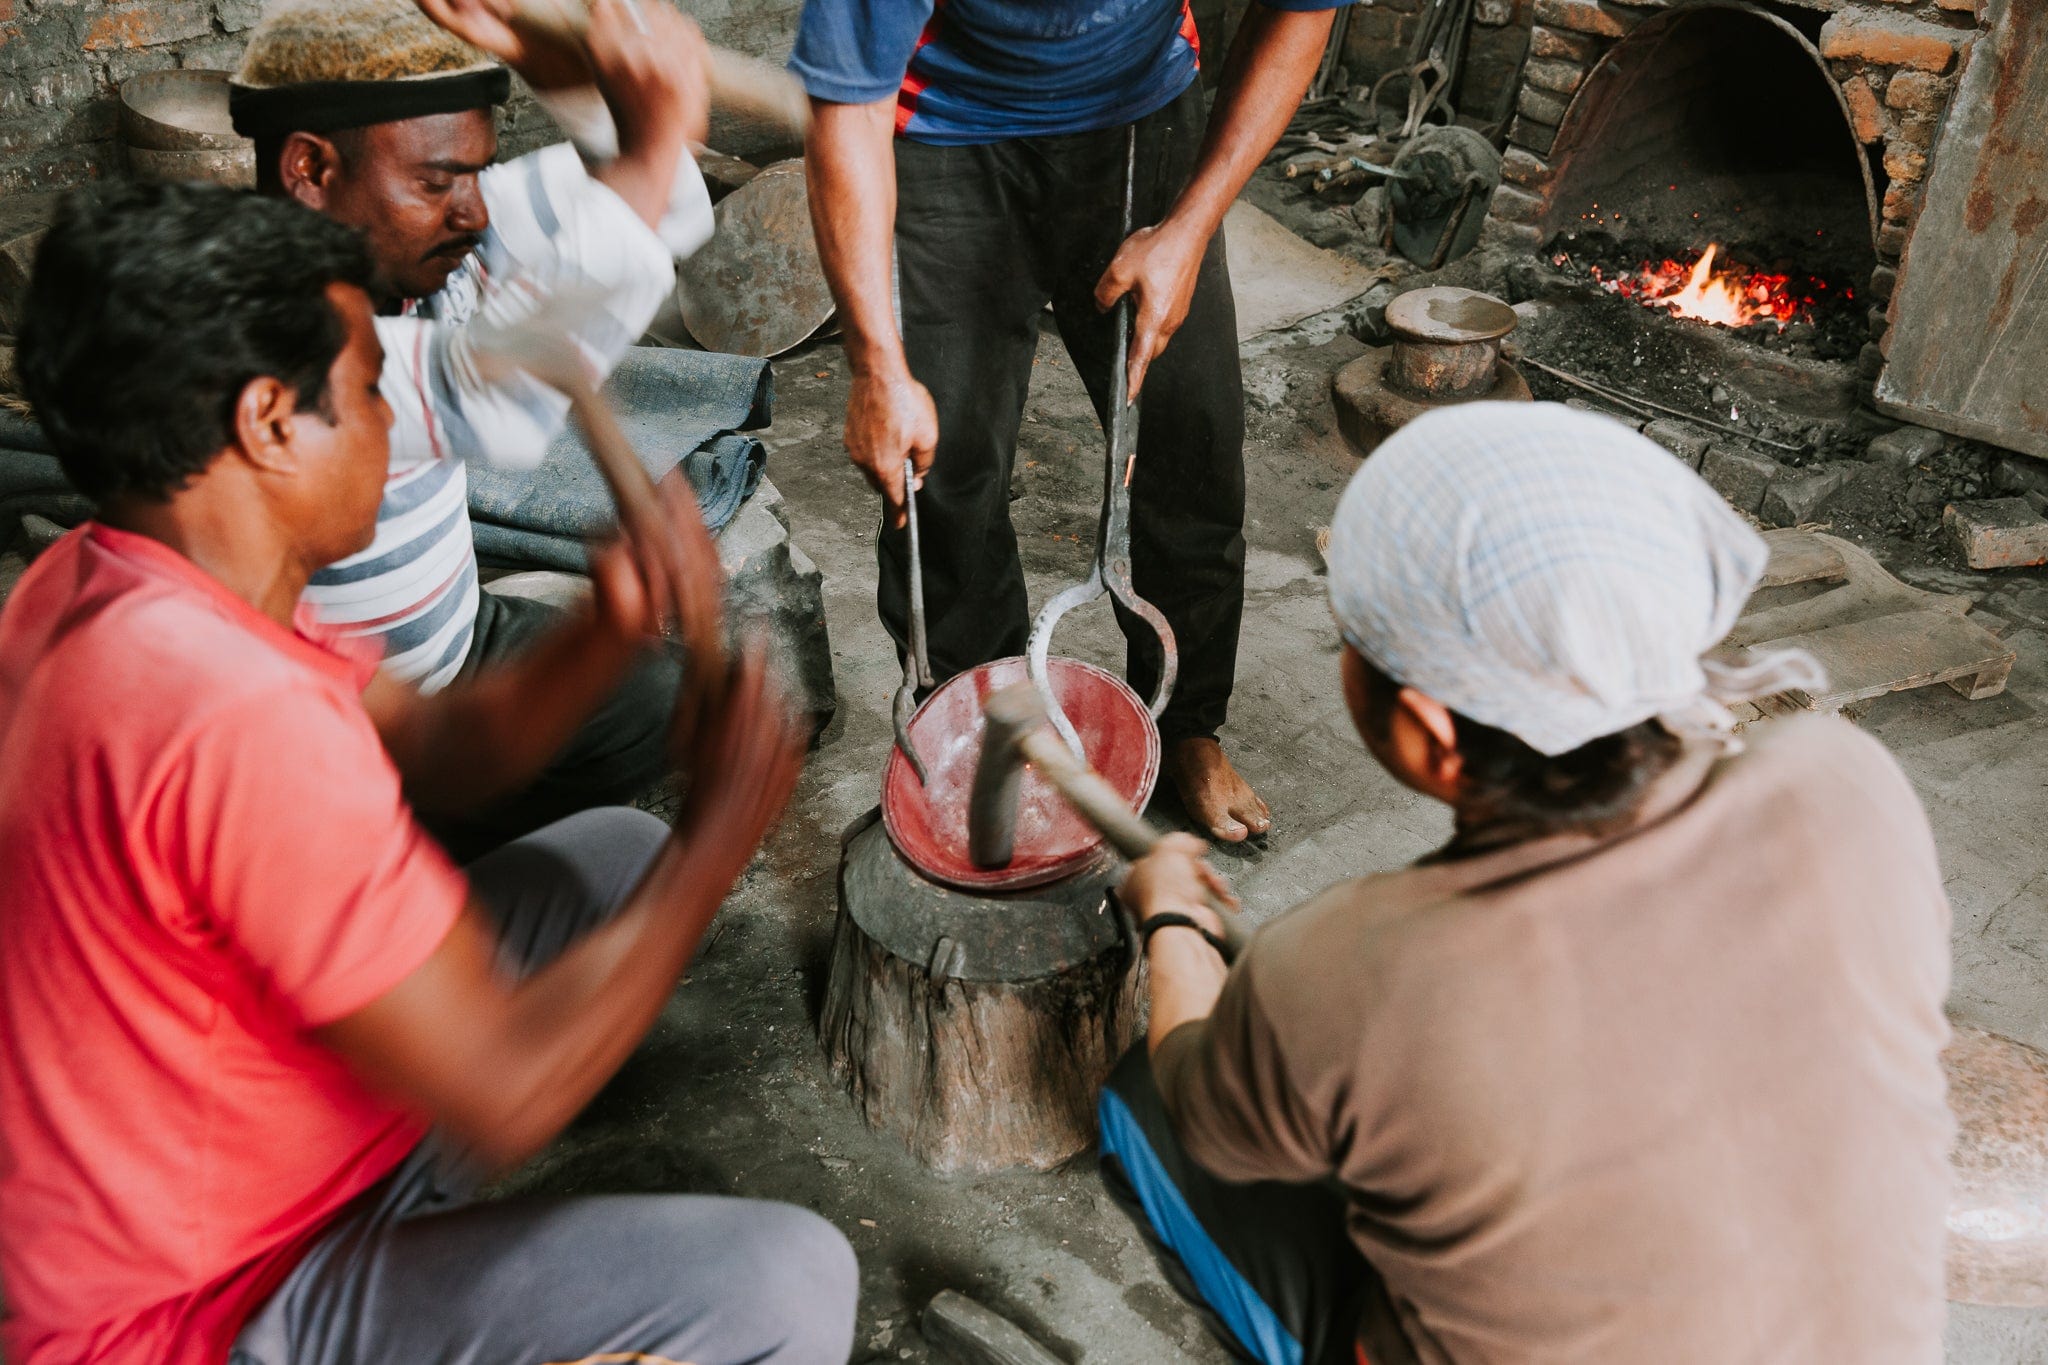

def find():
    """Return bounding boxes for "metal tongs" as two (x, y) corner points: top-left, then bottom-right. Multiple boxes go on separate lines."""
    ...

(1025, 126), (1179, 758)
(892, 460), (935, 783)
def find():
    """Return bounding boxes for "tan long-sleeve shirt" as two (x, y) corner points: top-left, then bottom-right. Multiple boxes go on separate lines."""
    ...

(1155, 714), (1953, 1365)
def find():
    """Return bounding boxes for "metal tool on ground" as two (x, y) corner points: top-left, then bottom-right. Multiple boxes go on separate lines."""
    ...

(1331, 286), (1534, 453)
(892, 461), (935, 784)
(1025, 125), (1179, 759)
(1281, 142), (1365, 179)
(969, 681), (1249, 962)
(1516, 356), (1808, 455)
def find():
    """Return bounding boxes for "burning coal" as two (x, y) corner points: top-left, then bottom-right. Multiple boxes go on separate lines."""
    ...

(1571, 243), (1849, 330)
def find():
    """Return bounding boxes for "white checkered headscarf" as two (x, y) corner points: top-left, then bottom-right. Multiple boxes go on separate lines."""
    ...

(1326, 402), (1824, 756)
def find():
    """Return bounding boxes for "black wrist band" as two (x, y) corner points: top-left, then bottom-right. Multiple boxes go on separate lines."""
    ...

(1139, 912), (1230, 959)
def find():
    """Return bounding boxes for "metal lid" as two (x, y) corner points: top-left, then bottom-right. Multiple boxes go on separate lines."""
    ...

(1385, 286), (1519, 345)
(675, 159), (837, 358)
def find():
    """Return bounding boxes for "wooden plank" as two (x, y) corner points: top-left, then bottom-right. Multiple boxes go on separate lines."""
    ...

(1757, 529), (1847, 589)
(1876, 0), (2048, 459)
(1732, 532), (1966, 648)
(1745, 608), (2014, 712)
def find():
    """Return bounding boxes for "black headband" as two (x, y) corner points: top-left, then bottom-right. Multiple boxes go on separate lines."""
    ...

(229, 66), (511, 139)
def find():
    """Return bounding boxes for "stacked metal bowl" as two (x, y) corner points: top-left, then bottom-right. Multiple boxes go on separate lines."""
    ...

(119, 70), (255, 189)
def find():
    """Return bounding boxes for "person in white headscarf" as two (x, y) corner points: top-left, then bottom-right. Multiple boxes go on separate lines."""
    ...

(1094, 403), (1955, 1365)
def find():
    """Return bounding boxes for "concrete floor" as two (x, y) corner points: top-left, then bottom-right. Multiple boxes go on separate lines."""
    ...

(487, 296), (2048, 1362)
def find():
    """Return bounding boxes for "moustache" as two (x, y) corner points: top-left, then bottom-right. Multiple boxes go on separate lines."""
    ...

(424, 236), (481, 263)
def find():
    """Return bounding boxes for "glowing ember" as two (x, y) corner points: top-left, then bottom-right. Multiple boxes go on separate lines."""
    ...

(1583, 243), (1842, 330)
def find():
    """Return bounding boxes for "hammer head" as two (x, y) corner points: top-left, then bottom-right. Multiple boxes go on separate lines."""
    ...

(967, 683), (1052, 869)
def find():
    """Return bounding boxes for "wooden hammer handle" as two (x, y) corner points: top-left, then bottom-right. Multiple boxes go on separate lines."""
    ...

(509, 1), (811, 135)
(1015, 726), (1250, 961)
(705, 45), (811, 138)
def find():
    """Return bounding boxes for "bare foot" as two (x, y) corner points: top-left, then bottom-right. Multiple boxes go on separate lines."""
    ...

(1166, 737), (1271, 843)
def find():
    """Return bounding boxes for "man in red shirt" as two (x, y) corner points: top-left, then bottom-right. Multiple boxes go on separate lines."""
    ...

(0, 182), (856, 1365)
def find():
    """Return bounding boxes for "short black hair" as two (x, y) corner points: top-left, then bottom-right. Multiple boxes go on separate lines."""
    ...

(18, 180), (372, 505)
(1355, 655), (1682, 836)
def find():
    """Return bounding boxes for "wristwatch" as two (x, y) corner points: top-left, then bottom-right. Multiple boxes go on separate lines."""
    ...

(1138, 911), (1231, 959)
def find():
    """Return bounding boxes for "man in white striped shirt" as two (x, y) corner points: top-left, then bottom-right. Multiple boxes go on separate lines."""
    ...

(231, 0), (717, 853)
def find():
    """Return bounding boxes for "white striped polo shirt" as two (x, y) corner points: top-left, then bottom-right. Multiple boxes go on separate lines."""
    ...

(303, 131), (712, 692)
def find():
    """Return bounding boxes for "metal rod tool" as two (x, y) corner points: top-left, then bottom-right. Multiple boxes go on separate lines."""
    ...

(892, 460), (935, 783)
(1025, 124), (1179, 758)
(969, 682), (1248, 962)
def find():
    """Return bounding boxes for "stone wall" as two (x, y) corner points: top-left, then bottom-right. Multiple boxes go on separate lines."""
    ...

(0, 0), (810, 196)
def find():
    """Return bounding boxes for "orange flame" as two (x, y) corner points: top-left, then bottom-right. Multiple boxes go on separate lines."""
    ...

(1587, 243), (1830, 329)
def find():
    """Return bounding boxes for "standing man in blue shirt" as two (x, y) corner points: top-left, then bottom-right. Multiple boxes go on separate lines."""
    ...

(794, 0), (1350, 841)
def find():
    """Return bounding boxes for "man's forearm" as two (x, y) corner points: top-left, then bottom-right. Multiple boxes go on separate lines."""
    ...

(1146, 931), (1231, 1053)
(806, 99), (909, 379)
(458, 835), (732, 1164)
(1161, 6), (1335, 242)
(324, 833), (734, 1171)
(388, 612), (644, 815)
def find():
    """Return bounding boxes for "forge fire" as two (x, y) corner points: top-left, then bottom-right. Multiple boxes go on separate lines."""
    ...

(1564, 242), (1851, 331)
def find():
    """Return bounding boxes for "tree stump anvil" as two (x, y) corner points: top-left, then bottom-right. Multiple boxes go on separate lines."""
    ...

(820, 811), (1139, 1175)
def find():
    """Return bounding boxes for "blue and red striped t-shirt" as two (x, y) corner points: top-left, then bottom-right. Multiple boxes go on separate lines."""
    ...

(790, 0), (1352, 146)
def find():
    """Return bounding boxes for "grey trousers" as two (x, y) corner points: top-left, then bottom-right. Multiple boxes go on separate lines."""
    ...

(230, 808), (859, 1365)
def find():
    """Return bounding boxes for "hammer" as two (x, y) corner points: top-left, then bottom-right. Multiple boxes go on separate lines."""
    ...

(969, 682), (1250, 962)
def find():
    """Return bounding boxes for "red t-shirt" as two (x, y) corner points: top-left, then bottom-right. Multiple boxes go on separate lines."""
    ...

(0, 525), (469, 1365)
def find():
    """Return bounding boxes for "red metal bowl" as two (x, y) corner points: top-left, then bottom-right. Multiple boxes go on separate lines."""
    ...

(882, 656), (1161, 893)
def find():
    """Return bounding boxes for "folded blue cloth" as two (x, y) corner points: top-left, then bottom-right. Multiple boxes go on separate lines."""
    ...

(473, 431), (764, 572)
(467, 347), (773, 570)
(0, 414), (90, 531)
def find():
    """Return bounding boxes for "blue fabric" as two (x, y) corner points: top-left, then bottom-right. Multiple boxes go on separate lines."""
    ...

(466, 347), (772, 571)
(0, 419), (92, 530)
(1098, 1090), (1304, 1365)
(473, 433), (764, 572)
(790, 0), (1351, 145)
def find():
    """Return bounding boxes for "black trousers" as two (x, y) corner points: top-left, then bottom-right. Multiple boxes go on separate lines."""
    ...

(887, 83), (1247, 743)
(1098, 1047), (1415, 1365)
(418, 590), (681, 861)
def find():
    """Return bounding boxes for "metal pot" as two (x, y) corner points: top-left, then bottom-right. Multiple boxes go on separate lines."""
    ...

(119, 70), (247, 153)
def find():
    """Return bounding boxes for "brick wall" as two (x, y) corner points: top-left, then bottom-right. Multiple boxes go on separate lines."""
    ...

(0, 0), (810, 196)
(1474, 0), (1986, 373)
